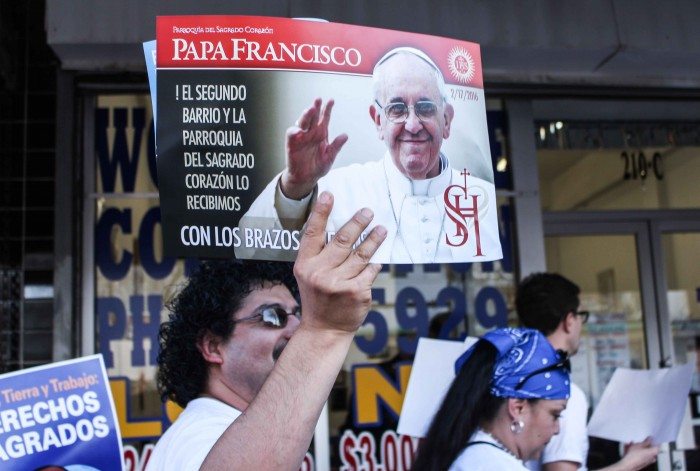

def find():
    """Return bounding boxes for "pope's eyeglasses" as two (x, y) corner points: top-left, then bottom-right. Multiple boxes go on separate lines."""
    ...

(375, 100), (438, 124)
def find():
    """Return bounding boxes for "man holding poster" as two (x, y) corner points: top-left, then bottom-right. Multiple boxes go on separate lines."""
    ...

(148, 194), (387, 470)
(239, 47), (501, 264)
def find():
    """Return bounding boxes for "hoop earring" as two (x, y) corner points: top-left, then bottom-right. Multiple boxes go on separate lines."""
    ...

(510, 420), (524, 434)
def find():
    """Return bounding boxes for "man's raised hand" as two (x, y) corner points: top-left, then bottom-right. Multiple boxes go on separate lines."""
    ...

(281, 99), (348, 200)
(294, 191), (386, 334)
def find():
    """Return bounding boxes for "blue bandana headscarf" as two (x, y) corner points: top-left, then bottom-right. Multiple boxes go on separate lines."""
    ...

(454, 327), (571, 400)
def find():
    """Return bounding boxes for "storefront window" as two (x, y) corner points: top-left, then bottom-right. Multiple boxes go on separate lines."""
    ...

(92, 95), (188, 466)
(545, 234), (648, 404)
(537, 107), (700, 470)
(665, 232), (700, 379)
(536, 121), (700, 211)
(664, 232), (700, 463)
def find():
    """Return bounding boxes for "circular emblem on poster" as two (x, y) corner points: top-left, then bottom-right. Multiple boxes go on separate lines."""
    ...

(447, 46), (476, 84)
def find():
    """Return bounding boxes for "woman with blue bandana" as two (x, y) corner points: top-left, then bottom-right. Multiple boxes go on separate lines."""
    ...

(412, 327), (571, 471)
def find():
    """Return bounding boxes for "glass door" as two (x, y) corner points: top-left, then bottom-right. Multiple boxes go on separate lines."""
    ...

(544, 217), (661, 470)
(652, 220), (700, 470)
(544, 214), (700, 470)
(533, 99), (700, 471)
(544, 232), (650, 406)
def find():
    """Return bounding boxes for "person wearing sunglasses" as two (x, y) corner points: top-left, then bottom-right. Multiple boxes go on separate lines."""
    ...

(516, 273), (658, 471)
(239, 46), (500, 264)
(148, 193), (387, 470)
(412, 327), (571, 470)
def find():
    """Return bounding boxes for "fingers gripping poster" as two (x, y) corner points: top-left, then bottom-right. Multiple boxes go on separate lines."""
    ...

(155, 16), (502, 264)
(0, 355), (123, 470)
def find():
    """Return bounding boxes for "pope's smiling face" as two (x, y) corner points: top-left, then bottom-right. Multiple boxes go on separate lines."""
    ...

(370, 53), (454, 180)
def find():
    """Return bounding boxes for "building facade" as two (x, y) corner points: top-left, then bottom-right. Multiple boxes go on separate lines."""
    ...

(0, 1), (698, 470)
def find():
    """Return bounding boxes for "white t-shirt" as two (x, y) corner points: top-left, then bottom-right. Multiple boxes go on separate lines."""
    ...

(450, 429), (530, 471)
(147, 397), (242, 471)
(526, 382), (589, 471)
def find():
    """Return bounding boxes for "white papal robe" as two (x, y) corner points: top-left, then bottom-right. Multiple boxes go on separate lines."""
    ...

(236, 153), (502, 264)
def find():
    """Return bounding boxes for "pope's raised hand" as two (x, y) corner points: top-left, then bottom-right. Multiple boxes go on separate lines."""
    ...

(280, 99), (348, 200)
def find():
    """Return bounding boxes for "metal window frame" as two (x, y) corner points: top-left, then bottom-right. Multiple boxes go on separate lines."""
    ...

(543, 213), (661, 370)
(53, 70), (77, 361)
(81, 93), (96, 356)
(649, 217), (700, 366)
(505, 99), (546, 279)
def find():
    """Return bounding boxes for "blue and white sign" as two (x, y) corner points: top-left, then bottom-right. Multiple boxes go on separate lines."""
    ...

(0, 355), (123, 470)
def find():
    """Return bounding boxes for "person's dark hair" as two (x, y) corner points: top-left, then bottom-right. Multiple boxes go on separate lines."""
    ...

(428, 312), (452, 339)
(412, 340), (506, 471)
(157, 259), (297, 407)
(516, 273), (580, 336)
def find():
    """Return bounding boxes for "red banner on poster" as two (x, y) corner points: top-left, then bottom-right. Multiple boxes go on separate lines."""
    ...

(156, 16), (483, 88)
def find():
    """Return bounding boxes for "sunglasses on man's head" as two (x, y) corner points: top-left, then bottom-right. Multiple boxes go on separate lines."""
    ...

(233, 305), (301, 329)
(375, 100), (438, 123)
(514, 350), (571, 391)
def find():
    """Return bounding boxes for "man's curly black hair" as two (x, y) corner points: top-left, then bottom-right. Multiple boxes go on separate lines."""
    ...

(157, 259), (297, 408)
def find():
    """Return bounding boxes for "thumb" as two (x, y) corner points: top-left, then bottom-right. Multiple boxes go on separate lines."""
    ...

(326, 134), (348, 162)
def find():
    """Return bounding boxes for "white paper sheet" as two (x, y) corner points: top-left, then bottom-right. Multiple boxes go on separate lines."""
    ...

(397, 337), (477, 438)
(587, 363), (694, 444)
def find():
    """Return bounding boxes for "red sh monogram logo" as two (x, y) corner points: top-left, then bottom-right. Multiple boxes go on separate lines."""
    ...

(444, 169), (484, 256)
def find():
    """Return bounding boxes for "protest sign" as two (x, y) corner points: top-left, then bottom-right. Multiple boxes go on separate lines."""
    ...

(397, 337), (476, 438)
(0, 355), (123, 470)
(587, 363), (694, 444)
(155, 15), (501, 264)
